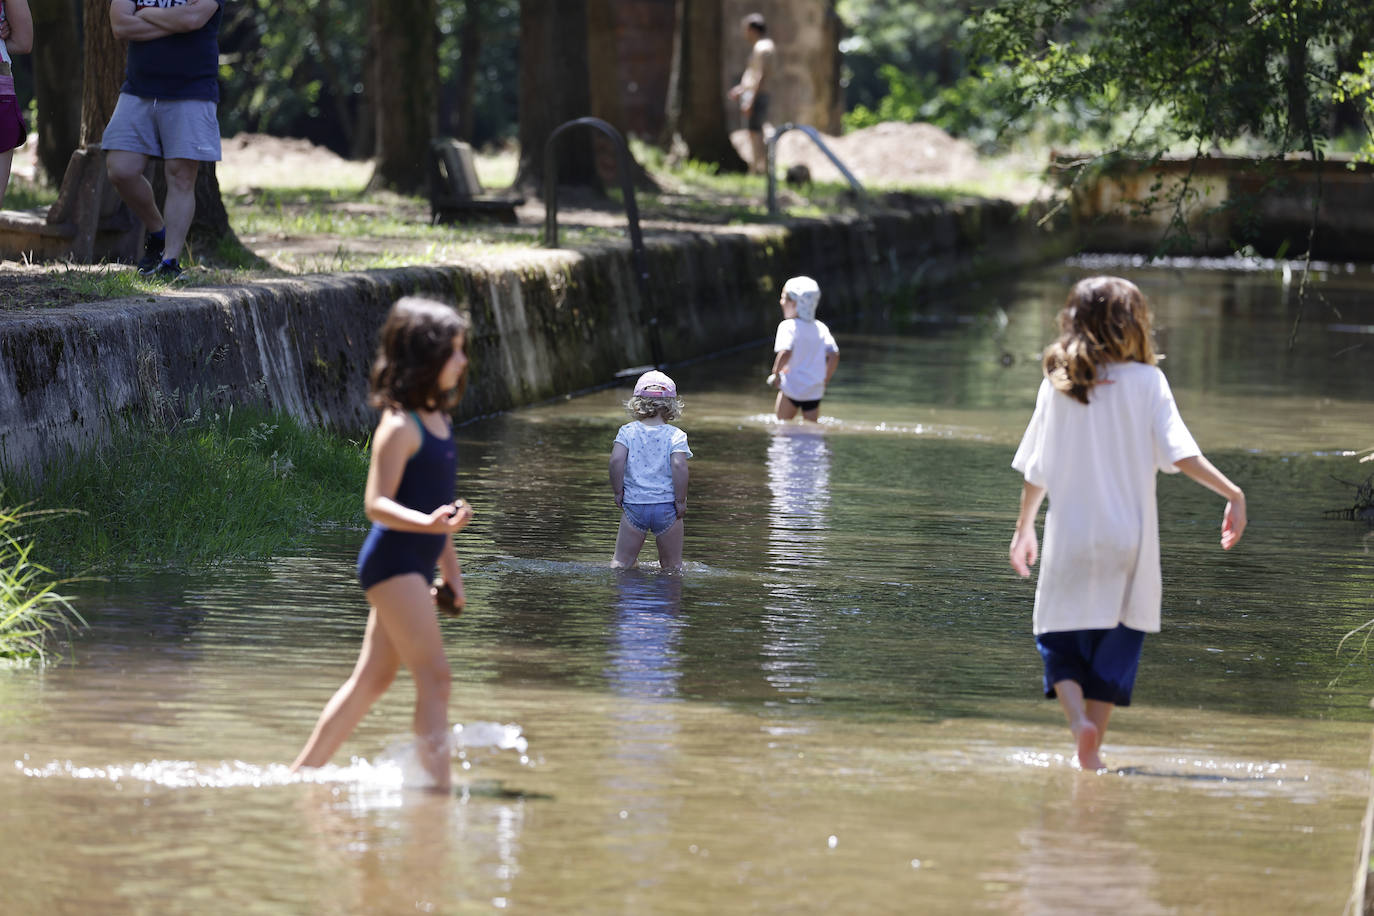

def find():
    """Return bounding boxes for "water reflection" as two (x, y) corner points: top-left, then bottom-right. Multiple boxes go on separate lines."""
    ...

(760, 427), (834, 704)
(299, 782), (526, 913)
(765, 427), (833, 573)
(604, 570), (685, 897)
(1000, 777), (1168, 915)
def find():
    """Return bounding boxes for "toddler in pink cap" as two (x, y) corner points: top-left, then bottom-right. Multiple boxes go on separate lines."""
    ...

(608, 370), (693, 570)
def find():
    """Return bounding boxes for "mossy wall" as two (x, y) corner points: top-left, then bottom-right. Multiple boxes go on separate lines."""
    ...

(0, 198), (1071, 479)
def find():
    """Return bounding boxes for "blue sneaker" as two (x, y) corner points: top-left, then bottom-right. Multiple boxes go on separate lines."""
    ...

(150, 258), (184, 282)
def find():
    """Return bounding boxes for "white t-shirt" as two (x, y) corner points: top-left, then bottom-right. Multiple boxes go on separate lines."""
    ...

(775, 318), (838, 402)
(615, 421), (692, 504)
(1011, 361), (1200, 635)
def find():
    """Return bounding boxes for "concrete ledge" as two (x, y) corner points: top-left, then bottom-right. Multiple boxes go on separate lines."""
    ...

(0, 197), (1073, 479)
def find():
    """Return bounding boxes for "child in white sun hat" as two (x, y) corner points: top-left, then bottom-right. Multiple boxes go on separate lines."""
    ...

(609, 370), (693, 570)
(768, 276), (839, 422)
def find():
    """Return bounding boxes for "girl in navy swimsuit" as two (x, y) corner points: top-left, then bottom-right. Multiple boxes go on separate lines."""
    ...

(291, 297), (475, 791)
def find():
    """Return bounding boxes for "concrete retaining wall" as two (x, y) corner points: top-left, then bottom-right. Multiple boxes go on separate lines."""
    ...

(0, 197), (1072, 479)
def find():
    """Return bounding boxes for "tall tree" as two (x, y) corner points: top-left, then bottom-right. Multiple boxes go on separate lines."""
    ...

(368, 0), (439, 192)
(663, 0), (747, 171)
(30, 0), (82, 185)
(514, 0), (600, 193)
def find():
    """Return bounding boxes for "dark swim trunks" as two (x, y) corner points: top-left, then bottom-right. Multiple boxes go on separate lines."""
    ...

(748, 92), (770, 132)
(1036, 624), (1146, 706)
(356, 413), (456, 590)
(787, 396), (821, 412)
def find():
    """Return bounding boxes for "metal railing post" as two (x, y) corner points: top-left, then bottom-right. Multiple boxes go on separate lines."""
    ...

(542, 117), (661, 367)
(765, 123), (868, 218)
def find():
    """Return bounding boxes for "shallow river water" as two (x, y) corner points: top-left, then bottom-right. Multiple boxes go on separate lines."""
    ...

(3, 259), (1374, 914)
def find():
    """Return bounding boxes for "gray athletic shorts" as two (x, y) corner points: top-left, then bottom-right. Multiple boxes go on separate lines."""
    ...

(102, 93), (222, 162)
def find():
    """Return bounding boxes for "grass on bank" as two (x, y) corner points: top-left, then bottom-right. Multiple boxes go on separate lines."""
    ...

(7, 406), (369, 575)
(0, 507), (84, 664)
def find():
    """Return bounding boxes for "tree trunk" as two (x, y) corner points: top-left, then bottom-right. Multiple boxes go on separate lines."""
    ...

(30, 0), (82, 185)
(514, 0), (600, 194)
(453, 2), (482, 142)
(80, 0), (125, 146)
(368, 0), (438, 193)
(662, 0), (746, 171)
(584, 0), (656, 190)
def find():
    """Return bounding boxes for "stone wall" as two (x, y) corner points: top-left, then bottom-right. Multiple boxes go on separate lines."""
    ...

(0, 197), (1071, 479)
(1056, 155), (1374, 260)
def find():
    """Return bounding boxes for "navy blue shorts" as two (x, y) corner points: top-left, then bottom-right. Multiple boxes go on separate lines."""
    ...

(356, 525), (446, 591)
(787, 396), (821, 412)
(1036, 624), (1146, 707)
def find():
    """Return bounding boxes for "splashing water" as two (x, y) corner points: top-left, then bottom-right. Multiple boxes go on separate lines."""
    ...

(14, 721), (532, 791)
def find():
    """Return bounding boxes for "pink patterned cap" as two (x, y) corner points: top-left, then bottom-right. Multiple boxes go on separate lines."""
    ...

(633, 370), (677, 398)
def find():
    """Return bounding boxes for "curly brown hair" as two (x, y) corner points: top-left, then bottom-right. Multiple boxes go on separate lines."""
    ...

(369, 297), (472, 411)
(1043, 276), (1158, 405)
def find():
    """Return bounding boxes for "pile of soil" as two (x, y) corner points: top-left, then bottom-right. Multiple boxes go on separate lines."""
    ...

(742, 121), (990, 188)
(218, 134), (371, 191)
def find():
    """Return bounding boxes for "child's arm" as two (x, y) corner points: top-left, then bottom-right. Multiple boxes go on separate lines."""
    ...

(609, 443), (628, 508)
(1174, 455), (1247, 549)
(824, 349), (839, 384)
(1009, 481), (1046, 577)
(671, 451), (689, 518)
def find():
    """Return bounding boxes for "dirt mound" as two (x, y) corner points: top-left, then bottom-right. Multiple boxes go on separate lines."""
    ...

(738, 121), (989, 188)
(219, 133), (370, 191)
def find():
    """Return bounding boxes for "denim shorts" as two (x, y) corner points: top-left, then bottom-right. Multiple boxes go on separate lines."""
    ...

(103, 93), (222, 162)
(623, 502), (678, 536)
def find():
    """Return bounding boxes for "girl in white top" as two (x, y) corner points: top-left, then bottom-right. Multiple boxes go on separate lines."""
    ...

(769, 276), (839, 422)
(1009, 276), (1246, 772)
(609, 370), (693, 570)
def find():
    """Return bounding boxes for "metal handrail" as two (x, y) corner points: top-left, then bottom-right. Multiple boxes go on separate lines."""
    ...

(542, 117), (660, 366)
(766, 123), (867, 217)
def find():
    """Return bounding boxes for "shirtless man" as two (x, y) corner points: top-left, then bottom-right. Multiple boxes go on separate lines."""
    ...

(728, 13), (775, 175)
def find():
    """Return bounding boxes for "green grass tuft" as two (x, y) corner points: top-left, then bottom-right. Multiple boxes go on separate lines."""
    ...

(0, 507), (85, 664)
(7, 407), (370, 574)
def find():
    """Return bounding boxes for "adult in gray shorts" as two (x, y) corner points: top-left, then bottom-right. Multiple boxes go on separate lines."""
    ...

(106, 0), (224, 280)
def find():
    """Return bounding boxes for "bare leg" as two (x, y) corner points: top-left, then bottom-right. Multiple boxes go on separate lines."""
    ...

(801, 406), (821, 423)
(653, 517), (685, 571)
(1052, 679), (1106, 771)
(161, 158), (200, 261)
(749, 130), (767, 174)
(612, 513), (648, 568)
(0, 149), (13, 208)
(774, 391), (798, 421)
(105, 150), (165, 233)
(369, 574), (453, 791)
(291, 574), (452, 791)
(1085, 699), (1115, 755)
(291, 608), (400, 772)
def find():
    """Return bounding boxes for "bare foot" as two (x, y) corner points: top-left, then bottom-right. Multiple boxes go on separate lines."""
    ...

(1074, 721), (1105, 771)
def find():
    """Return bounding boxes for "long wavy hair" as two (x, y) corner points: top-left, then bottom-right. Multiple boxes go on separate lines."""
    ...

(1043, 276), (1158, 405)
(369, 297), (472, 411)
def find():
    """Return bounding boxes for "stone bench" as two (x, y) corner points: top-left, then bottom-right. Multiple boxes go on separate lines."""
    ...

(428, 137), (524, 226)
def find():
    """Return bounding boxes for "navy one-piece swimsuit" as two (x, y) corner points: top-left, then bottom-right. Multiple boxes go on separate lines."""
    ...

(356, 412), (457, 590)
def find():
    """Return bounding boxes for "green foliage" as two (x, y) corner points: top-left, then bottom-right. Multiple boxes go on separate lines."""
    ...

(968, 0), (1372, 157)
(0, 508), (84, 664)
(218, 0), (520, 153)
(1334, 51), (1374, 161)
(837, 0), (978, 113)
(8, 408), (369, 573)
